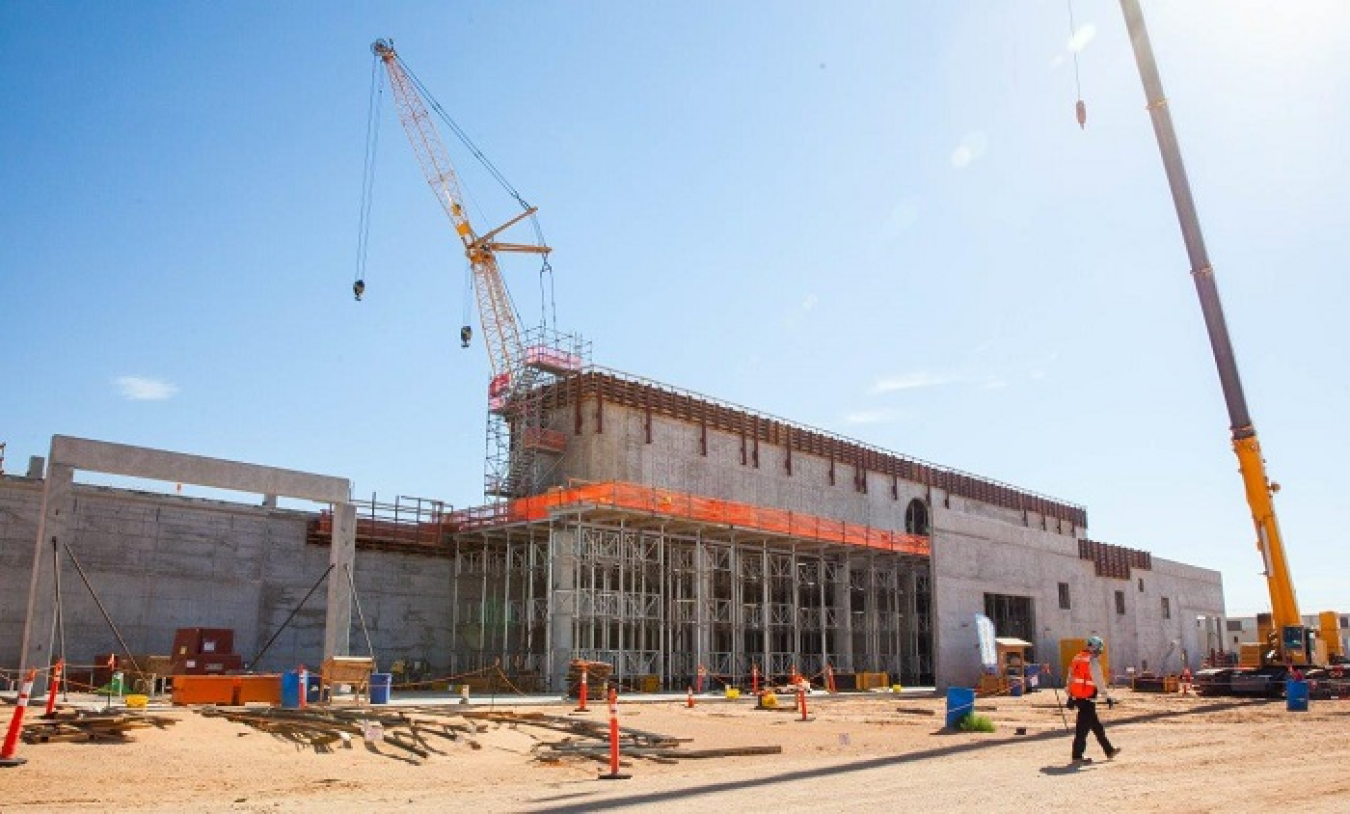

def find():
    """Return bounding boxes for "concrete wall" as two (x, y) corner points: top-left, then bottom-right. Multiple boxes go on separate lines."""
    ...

(546, 403), (1071, 535)
(932, 496), (1224, 685)
(0, 475), (452, 677)
(545, 398), (1226, 687)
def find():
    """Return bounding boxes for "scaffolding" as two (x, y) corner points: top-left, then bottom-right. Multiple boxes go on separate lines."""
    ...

(309, 481), (935, 690)
(485, 326), (590, 500)
(447, 481), (933, 691)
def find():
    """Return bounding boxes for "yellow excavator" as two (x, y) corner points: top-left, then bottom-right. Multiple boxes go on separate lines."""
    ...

(1117, 1), (1341, 695)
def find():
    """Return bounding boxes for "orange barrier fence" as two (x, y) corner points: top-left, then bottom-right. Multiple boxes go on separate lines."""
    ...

(454, 480), (930, 556)
(310, 480), (930, 557)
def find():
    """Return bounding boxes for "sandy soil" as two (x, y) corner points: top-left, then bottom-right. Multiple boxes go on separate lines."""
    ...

(4, 687), (1349, 813)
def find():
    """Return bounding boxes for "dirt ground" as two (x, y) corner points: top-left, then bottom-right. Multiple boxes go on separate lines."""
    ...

(4, 686), (1349, 813)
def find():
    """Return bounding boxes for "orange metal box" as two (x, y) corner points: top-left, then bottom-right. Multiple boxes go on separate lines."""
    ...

(170, 675), (237, 706)
(235, 675), (282, 705)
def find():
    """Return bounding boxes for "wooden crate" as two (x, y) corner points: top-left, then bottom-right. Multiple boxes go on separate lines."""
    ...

(978, 674), (1011, 697)
(855, 671), (891, 690)
(320, 656), (375, 703)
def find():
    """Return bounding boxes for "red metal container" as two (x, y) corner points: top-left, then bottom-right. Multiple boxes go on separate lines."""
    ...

(197, 629), (235, 655)
(171, 653), (244, 675)
(171, 628), (203, 657)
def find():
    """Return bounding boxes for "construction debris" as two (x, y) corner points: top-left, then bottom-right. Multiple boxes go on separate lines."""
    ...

(566, 660), (612, 698)
(191, 705), (779, 767)
(22, 709), (178, 744)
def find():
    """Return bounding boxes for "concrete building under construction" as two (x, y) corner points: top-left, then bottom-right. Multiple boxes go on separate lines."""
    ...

(1, 364), (1226, 695)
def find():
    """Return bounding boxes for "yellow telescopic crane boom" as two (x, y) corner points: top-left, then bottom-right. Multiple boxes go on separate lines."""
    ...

(1119, 1), (1305, 663)
(372, 38), (548, 389)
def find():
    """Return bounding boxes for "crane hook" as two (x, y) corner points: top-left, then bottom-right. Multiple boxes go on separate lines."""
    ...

(460, 325), (472, 348)
(353, 279), (366, 301)
(1076, 99), (1087, 129)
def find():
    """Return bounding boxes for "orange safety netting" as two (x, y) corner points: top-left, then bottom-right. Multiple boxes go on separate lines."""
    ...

(454, 481), (930, 557)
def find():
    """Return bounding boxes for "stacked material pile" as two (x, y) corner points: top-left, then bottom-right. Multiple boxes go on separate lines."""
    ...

(565, 660), (613, 698)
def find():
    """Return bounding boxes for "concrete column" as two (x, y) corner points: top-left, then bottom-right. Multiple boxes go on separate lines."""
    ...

(323, 502), (356, 661)
(549, 527), (577, 692)
(19, 462), (74, 694)
(834, 554), (853, 672)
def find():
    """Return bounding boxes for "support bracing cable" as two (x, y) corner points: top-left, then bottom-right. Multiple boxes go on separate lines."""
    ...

(354, 52), (384, 297)
(249, 564), (335, 668)
(344, 563), (376, 663)
(61, 541), (143, 676)
(51, 536), (69, 700)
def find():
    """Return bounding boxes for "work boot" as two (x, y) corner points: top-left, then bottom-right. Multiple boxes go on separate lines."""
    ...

(1072, 757), (1092, 765)
(1106, 747), (1122, 760)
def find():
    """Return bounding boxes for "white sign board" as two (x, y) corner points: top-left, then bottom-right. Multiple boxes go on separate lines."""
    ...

(975, 613), (997, 672)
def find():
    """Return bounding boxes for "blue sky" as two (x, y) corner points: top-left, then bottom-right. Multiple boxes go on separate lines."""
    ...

(3, 1), (1347, 617)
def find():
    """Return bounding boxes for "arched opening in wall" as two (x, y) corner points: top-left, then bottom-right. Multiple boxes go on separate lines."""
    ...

(905, 498), (930, 536)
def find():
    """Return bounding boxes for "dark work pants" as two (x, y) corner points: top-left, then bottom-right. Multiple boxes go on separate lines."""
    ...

(1072, 698), (1113, 759)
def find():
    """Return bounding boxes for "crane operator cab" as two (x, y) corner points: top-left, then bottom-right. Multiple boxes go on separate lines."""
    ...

(1277, 625), (1315, 667)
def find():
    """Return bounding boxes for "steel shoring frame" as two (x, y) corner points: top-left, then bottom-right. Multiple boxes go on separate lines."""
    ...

(760, 543), (770, 682)
(454, 506), (933, 693)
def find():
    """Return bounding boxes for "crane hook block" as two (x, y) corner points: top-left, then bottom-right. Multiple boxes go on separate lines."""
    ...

(353, 279), (366, 301)
(1076, 99), (1087, 130)
(460, 325), (473, 348)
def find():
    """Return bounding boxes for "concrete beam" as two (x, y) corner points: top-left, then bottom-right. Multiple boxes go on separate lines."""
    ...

(49, 436), (349, 505)
(21, 436), (355, 691)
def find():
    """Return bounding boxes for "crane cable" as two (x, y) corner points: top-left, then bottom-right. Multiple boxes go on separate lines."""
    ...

(1068, 0), (1087, 129)
(398, 54), (555, 330)
(354, 53), (384, 300)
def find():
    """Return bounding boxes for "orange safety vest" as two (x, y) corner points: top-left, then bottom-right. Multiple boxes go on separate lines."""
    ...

(1068, 651), (1097, 699)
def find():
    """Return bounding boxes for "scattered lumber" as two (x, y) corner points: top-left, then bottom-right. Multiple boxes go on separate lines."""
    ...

(188, 704), (775, 767)
(198, 705), (478, 759)
(22, 709), (178, 744)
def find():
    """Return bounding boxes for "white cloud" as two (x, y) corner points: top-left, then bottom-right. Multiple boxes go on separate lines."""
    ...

(843, 409), (901, 425)
(871, 372), (958, 393)
(115, 376), (179, 401)
(802, 293), (818, 311)
(950, 131), (988, 170)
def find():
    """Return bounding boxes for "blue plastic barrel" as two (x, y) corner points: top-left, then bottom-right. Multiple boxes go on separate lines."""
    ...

(946, 687), (976, 729)
(1286, 679), (1309, 712)
(281, 670), (302, 708)
(370, 672), (392, 705)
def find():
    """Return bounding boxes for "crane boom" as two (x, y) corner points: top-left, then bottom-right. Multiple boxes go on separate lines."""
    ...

(372, 38), (545, 385)
(1119, 1), (1304, 659)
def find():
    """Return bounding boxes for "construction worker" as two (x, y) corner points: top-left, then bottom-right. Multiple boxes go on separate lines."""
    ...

(1066, 635), (1121, 765)
(1179, 666), (1193, 695)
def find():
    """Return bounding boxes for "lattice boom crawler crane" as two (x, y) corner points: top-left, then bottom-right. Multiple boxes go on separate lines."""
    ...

(370, 39), (585, 498)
